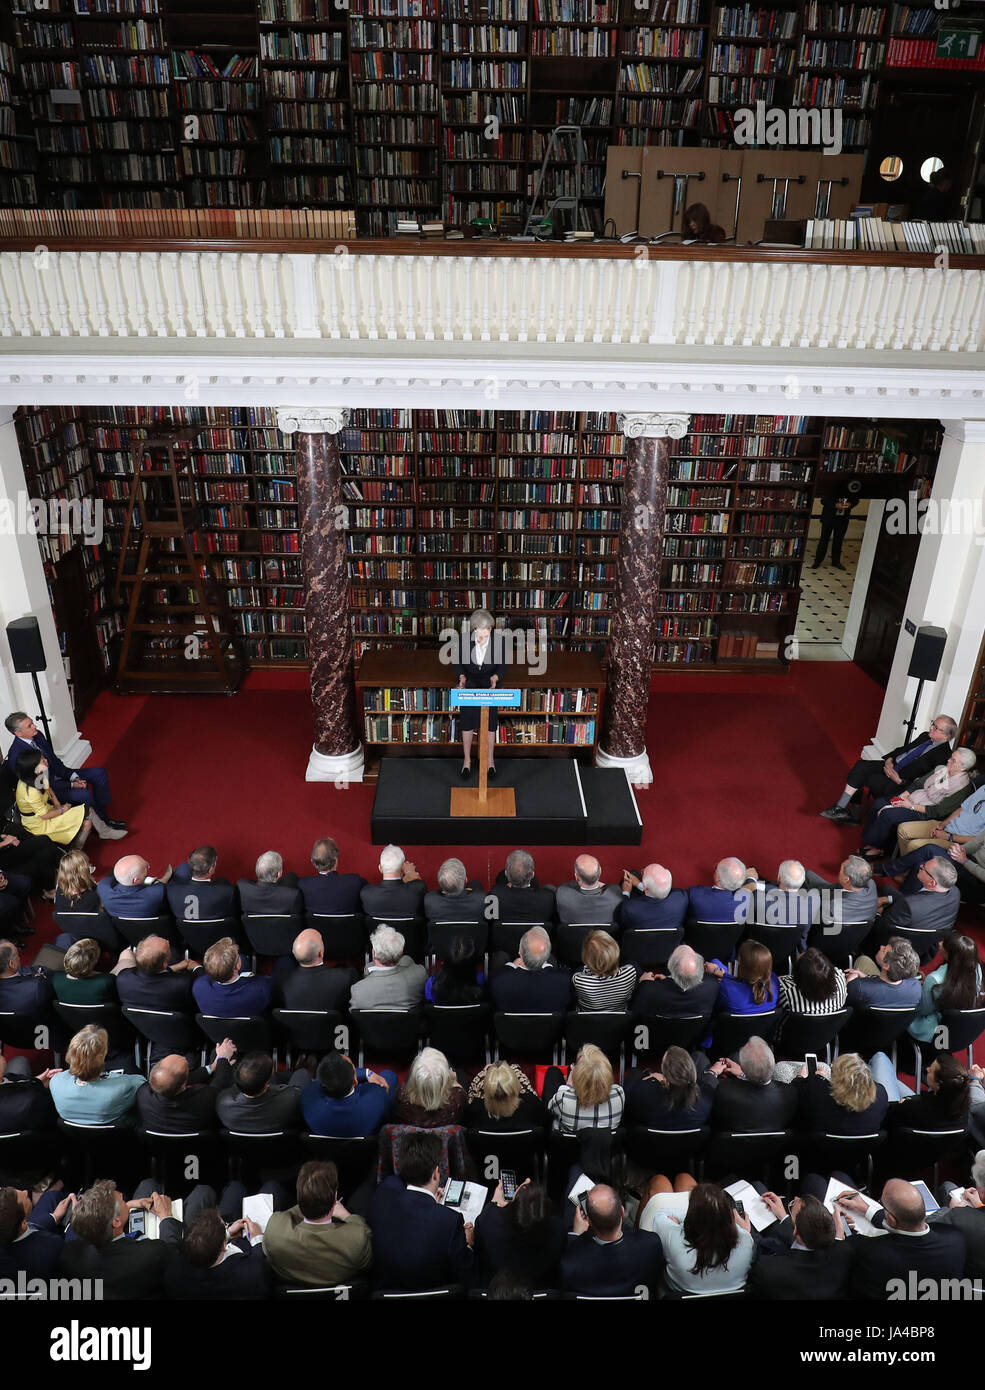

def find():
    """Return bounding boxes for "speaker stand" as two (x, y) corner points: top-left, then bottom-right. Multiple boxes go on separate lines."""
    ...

(31, 670), (53, 749)
(902, 677), (925, 749)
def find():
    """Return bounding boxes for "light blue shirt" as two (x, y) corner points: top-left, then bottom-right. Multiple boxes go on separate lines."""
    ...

(945, 789), (985, 838)
(909, 962), (983, 1044)
(645, 1210), (755, 1294)
(50, 1071), (146, 1125)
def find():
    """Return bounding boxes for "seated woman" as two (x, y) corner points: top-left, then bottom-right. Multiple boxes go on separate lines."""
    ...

(546, 1043), (624, 1135)
(860, 748), (976, 858)
(624, 1045), (717, 1130)
(391, 1046), (467, 1128)
(573, 929), (637, 1012)
(49, 1023), (145, 1125)
(778, 947), (847, 1025)
(466, 1060), (548, 1132)
(15, 751), (123, 849)
(878, 1053), (985, 1132)
(52, 937), (117, 1005)
(475, 1180), (568, 1288)
(909, 931), (983, 1047)
(0, 815), (61, 902)
(796, 1051), (889, 1137)
(683, 203), (727, 244)
(708, 939), (779, 1024)
(53, 850), (120, 953)
(425, 933), (485, 1006)
(640, 1180), (755, 1295)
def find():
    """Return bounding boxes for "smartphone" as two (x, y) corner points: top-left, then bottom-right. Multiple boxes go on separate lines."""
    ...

(128, 1209), (145, 1236)
(733, 1199), (745, 1218)
(501, 1169), (518, 1201)
(805, 1053), (818, 1077)
(577, 1192), (590, 1217)
(444, 1179), (465, 1208)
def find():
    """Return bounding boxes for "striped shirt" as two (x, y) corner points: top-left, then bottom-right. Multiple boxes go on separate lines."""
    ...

(548, 1083), (624, 1135)
(778, 968), (848, 1016)
(573, 964), (638, 1012)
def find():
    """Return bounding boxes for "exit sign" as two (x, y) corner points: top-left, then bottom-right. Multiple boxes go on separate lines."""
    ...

(937, 26), (981, 60)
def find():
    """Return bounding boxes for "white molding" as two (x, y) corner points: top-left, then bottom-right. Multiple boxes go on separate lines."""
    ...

(64, 734), (94, 771)
(306, 742), (365, 785)
(943, 419), (985, 444)
(275, 406), (351, 436)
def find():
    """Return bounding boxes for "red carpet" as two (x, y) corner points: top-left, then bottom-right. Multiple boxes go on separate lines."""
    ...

(22, 660), (985, 954)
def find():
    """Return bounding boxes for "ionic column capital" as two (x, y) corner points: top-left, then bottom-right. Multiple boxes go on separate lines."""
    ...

(276, 406), (351, 436)
(616, 412), (690, 440)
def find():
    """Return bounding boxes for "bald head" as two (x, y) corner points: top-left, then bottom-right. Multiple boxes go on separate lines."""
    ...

(586, 1184), (623, 1239)
(293, 929), (324, 967)
(134, 935), (170, 974)
(574, 855), (602, 888)
(149, 1055), (189, 1099)
(641, 864), (672, 899)
(114, 855), (149, 886)
(715, 857), (747, 891)
(882, 1179), (927, 1232)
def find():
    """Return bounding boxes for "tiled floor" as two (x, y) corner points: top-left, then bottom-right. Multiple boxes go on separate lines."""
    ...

(795, 538), (861, 660)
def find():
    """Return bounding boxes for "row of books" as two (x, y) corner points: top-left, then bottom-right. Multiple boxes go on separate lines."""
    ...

(804, 219), (985, 254)
(362, 687), (597, 712)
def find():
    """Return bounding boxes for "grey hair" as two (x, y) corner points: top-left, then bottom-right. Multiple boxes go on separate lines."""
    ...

(379, 844), (405, 877)
(519, 926), (551, 970)
(777, 859), (805, 890)
(842, 855), (873, 890)
(437, 857), (467, 893)
(956, 747), (977, 771)
(935, 715), (958, 739)
(3, 712), (29, 735)
(642, 867), (672, 899)
(738, 1036), (775, 1085)
(925, 856), (958, 889)
(256, 851), (282, 884)
(370, 924), (405, 966)
(884, 937), (921, 982)
(667, 944), (704, 991)
(972, 1149), (985, 1193)
(470, 609), (494, 631)
(716, 857), (747, 891)
(505, 849), (535, 888)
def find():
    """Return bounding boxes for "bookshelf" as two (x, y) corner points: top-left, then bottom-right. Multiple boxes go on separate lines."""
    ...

(705, 1), (799, 143)
(618, 0), (706, 149)
(958, 631), (985, 761)
(0, 11), (36, 206)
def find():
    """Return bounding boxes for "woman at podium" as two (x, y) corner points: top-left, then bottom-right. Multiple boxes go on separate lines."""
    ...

(455, 608), (504, 781)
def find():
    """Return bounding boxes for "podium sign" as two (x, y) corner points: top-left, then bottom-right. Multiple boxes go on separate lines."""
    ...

(449, 688), (520, 818)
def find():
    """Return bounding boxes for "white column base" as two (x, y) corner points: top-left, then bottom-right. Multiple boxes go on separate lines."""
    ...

(64, 735), (94, 771)
(596, 745), (653, 789)
(305, 743), (365, 785)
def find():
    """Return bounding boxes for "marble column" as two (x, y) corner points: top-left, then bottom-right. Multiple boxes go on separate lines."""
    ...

(275, 406), (363, 784)
(596, 411), (690, 787)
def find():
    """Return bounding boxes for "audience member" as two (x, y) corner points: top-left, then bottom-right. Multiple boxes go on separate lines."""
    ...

(0, 1052), (58, 1131)
(873, 856), (960, 955)
(272, 928), (357, 1013)
(136, 1042), (236, 1134)
(475, 1180), (567, 1288)
(0, 1184), (73, 1278)
(624, 1045), (718, 1130)
(804, 856), (878, 936)
(359, 844), (426, 922)
(778, 946), (847, 1024)
(844, 938), (922, 1009)
(425, 933), (484, 1005)
(52, 937), (116, 1004)
(192, 937), (272, 1017)
(796, 1051), (889, 1136)
(369, 1130), (475, 1290)
(167, 845), (237, 922)
(838, 1178), (967, 1299)
(859, 747), (976, 855)
(298, 837), (366, 915)
(573, 929), (637, 1011)
(349, 924), (427, 1010)
(820, 716), (955, 822)
(871, 1052), (983, 1131)
(166, 1206), (270, 1300)
(555, 854), (624, 928)
(909, 930), (982, 1045)
(49, 1024), (145, 1124)
(709, 938), (778, 1018)
(97, 855), (167, 919)
(489, 849), (556, 925)
(489, 926), (572, 1013)
(237, 851), (302, 919)
(263, 1160), (372, 1288)
(54, 850), (119, 952)
(465, 1061), (547, 1132)
(641, 1179), (755, 1294)
(392, 1047), (466, 1128)
(615, 862), (687, 934)
(546, 1043), (624, 1134)
(423, 857), (486, 925)
(59, 1180), (177, 1299)
(560, 1183), (664, 1297)
(216, 1051), (303, 1133)
(0, 939), (53, 1017)
(633, 943), (719, 1019)
(301, 1050), (397, 1137)
(747, 1192), (854, 1299)
(688, 857), (755, 924)
(113, 937), (199, 1041)
(710, 1037), (798, 1132)
(930, 1149), (985, 1279)
(5, 711), (124, 827)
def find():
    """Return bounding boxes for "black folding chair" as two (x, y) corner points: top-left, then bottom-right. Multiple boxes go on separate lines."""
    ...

(365, 915), (424, 964)
(122, 1007), (202, 1071)
(465, 1127), (546, 1186)
(806, 917), (874, 968)
(272, 1008), (344, 1066)
(684, 920), (744, 966)
(620, 926), (684, 972)
(493, 1011), (563, 1065)
(630, 1013), (708, 1064)
(887, 1126), (969, 1190)
(298, 1133), (379, 1194)
(803, 1130), (886, 1190)
(840, 1005), (917, 1069)
(105, 913), (176, 949)
(242, 915), (302, 961)
(711, 1009), (778, 1059)
(556, 924), (610, 970)
(776, 1008), (852, 1064)
(350, 1009), (422, 1068)
(220, 1129), (299, 1185)
(704, 1128), (795, 1185)
(425, 1003), (491, 1065)
(563, 1011), (631, 1080)
(56, 1118), (137, 1190)
(626, 1125), (710, 1178)
(177, 917), (244, 958)
(491, 921), (552, 959)
(51, 1000), (132, 1057)
(914, 1006), (985, 1089)
(196, 1013), (269, 1058)
(426, 920), (488, 969)
(54, 909), (121, 953)
(372, 1287), (464, 1300)
(275, 1281), (369, 1300)
(135, 1127), (221, 1193)
(306, 913), (367, 965)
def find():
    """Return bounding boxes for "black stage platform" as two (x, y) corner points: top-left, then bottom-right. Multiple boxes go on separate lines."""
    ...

(370, 757), (642, 846)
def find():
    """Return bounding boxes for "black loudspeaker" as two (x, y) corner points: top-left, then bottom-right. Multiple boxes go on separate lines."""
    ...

(908, 624), (947, 682)
(5, 616), (46, 674)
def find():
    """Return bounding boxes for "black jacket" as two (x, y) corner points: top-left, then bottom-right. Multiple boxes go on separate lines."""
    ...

(272, 963), (358, 1014)
(368, 1177), (475, 1291)
(135, 1060), (233, 1134)
(299, 871), (367, 916)
(850, 1213), (966, 1300)
(560, 1226), (665, 1297)
(711, 1075), (799, 1133)
(746, 1216), (854, 1299)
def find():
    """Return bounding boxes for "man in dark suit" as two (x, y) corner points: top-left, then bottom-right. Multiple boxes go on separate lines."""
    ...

(359, 843), (427, 924)
(871, 856), (960, 959)
(615, 863), (688, 935)
(423, 857), (486, 925)
(560, 1184), (664, 1297)
(489, 926), (572, 1013)
(688, 857), (756, 925)
(839, 1179), (967, 1299)
(0, 939), (53, 1018)
(298, 837), (366, 916)
(4, 711), (125, 829)
(632, 943), (719, 1019)
(368, 1131), (475, 1290)
(555, 854), (624, 929)
(0, 1185), (72, 1278)
(820, 715), (955, 823)
(931, 1150), (985, 1279)
(113, 936), (200, 1043)
(272, 928), (357, 1014)
(215, 1051), (304, 1133)
(0, 1054), (58, 1131)
(747, 1192), (854, 1299)
(97, 855), (169, 921)
(164, 1207), (271, 1300)
(167, 846), (237, 923)
(489, 849), (556, 925)
(135, 1043), (236, 1134)
(710, 1038), (799, 1132)
(192, 937), (271, 1017)
(805, 856), (879, 941)
(237, 851), (303, 920)
(59, 1181), (179, 1299)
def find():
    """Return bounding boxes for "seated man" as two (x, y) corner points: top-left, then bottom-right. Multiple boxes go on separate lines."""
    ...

(58, 1180), (178, 1300)
(192, 937), (271, 1018)
(819, 715), (956, 823)
(113, 936), (200, 1037)
(859, 747), (978, 855)
(369, 1130), (475, 1291)
(489, 926), (573, 1013)
(632, 942), (719, 1019)
(423, 857), (486, 926)
(615, 863), (688, 935)
(0, 867), (32, 938)
(710, 1037), (798, 1132)
(349, 925), (427, 1012)
(844, 937), (922, 1010)
(167, 846), (237, 923)
(97, 856), (168, 921)
(804, 855), (878, 941)
(135, 1042), (236, 1134)
(263, 1160), (372, 1288)
(688, 857), (756, 925)
(237, 851), (303, 920)
(359, 843), (426, 923)
(0, 1185), (73, 1279)
(298, 837), (366, 916)
(946, 828), (985, 907)
(930, 1148), (985, 1280)
(301, 1050), (397, 1137)
(746, 1192), (854, 1300)
(215, 1051), (304, 1133)
(488, 849), (556, 925)
(555, 854), (624, 929)
(560, 1184), (664, 1298)
(273, 928), (357, 1014)
(838, 1178), (966, 1300)
(164, 1207), (270, 1302)
(0, 939), (53, 1018)
(747, 860), (819, 938)
(4, 711), (126, 830)
(880, 779), (985, 873)
(0, 1053), (58, 1131)
(870, 856), (960, 958)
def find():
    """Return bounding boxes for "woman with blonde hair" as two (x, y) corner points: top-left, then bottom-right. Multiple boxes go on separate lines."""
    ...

(454, 608), (503, 781)
(52, 937), (116, 1005)
(392, 1046), (466, 1128)
(48, 1024), (145, 1125)
(546, 1043), (624, 1134)
(573, 930), (637, 1012)
(797, 1050), (888, 1137)
(53, 849), (119, 952)
(466, 1061), (548, 1131)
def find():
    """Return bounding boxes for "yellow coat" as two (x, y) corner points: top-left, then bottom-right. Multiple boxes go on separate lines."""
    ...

(16, 781), (86, 846)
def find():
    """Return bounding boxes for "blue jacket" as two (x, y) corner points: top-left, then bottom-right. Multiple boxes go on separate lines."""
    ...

(192, 972), (271, 1018)
(688, 884), (749, 925)
(97, 878), (166, 920)
(301, 1068), (398, 1137)
(369, 1176), (475, 1290)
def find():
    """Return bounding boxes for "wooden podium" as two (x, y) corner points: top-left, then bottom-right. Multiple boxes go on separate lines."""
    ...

(449, 689), (519, 818)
